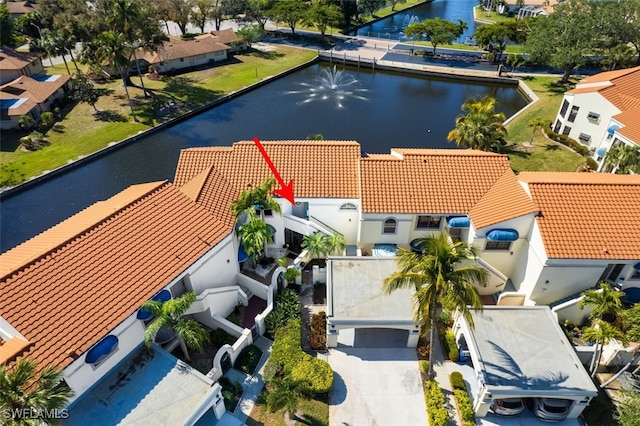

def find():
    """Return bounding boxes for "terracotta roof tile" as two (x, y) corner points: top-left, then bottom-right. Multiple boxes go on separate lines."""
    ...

(0, 182), (228, 371)
(136, 36), (229, 65)
(568, 66), (640, 115)
(469, 172), (539, 229)
(613, 108), (640, 145)
(0, 75), (71, 116)
(519, 172), (640, 259)
(360, 149), (514, 214)
(174, 141), (361, 199)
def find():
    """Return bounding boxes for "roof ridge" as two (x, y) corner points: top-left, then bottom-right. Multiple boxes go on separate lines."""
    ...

(0, 181), (168, 280)
(519, 172), (640, 185)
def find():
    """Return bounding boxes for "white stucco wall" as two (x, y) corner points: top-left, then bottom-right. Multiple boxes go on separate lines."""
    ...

(510, 220), (547, 297)
(63, 315), (146, 403)
(554, 92), (620, 150)
(473, 214), (537, 279)
(359, 213), (415, 246)
(529, 260), (609, 305)
(307, 199), (359, 244)
(188, 235), (238, 293)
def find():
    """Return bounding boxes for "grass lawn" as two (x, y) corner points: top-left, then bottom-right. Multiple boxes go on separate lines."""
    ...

(503, 76), (586, 173)
(0, 45), (317, 187)
(474, 6), (517, 24)
(360, 0), (427, 24)
(246, 391), (329, 426)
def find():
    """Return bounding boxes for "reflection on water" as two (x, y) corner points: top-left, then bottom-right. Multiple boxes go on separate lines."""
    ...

(0, 62), (527, 252)
(286, 66), (367, 108)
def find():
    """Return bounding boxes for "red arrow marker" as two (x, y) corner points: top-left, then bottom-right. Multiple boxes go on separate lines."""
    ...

(252, 137), (296, 205)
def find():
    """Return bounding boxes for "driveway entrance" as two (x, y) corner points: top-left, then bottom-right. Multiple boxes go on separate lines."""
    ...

(337, 328), (410, 348)
(328, 347), (427, 426)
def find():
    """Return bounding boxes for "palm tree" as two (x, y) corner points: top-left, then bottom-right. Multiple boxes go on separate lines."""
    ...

(237, 213), (273, 265)
(266, 376), (312, 421)
(301, 232), (331, 259)
(447, 96), (507, 152)
(583, 319), (623, 377)
(603, 144), (640, 174)
(578, 282), (623, 325)
(142, 292), (209, 361)
(327, 232), (346, 256)
(231, 177), (282, 220)
(0, 358), (73, 425)
(383, 232), (487, 379)
(527, 117), (545, 146)
(94, 30), (138, 121)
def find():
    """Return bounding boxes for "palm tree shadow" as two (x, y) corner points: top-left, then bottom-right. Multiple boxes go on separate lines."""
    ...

(501, 144), (532, 158)
(545, 145), (561, 151)
(94, 110), (128, 122)
(483, 341), (572, 389)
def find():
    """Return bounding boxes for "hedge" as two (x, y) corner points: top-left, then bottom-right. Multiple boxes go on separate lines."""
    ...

(424, 381), (448, 426)
(441, 329), (459, 361)
(450, 371), (466, 390)
(542, 126), (590, 156)
(310, 311), (327, 350)
(265, 289), (301, 337)
(454, 389), (475, 425)
(268, 318), (334, 394)
(235, 344), (263, 374)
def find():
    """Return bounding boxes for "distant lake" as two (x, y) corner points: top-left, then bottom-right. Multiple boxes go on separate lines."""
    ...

(0, 62), (527, 252)
(352, 0), (478, 44)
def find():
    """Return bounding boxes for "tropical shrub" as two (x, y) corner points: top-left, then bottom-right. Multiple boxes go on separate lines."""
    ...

(441, 329), (458, 361)
(210, 328), (235, 347)
(450, 371), (466, 390)
(290, 355), (333, 394)
(235, 344), (263, 374)
(19, 131), (49, 151)
(310, 311), (327, 350)
(420, 360), (429, 373)
(454, 389), (475, 424)
(542, 127), (589, 156)
(265, 289), (301, 336)
(219, 377), (243, 411)
(424, 381), (448, 426)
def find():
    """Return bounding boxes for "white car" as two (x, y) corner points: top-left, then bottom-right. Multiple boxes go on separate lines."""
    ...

(533, 398), (570, 421)
(491, 398), (525, 416)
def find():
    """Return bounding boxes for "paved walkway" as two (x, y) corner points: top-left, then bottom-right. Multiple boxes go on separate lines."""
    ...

(431, 333), (463, 426)
(229, 335), (273, 424)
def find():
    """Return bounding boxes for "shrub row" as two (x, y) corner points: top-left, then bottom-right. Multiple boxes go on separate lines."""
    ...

(310, 311), (327, 350)
(235, 344), (263, 374)
(424, 381), (448, 426)
(542, 126), (590, 156)
(450, 371), (466, 391)
(453, 389), (475, 425)
(265, 289), (301, 337)
(267, 319), (333, 394)
(211, 328), (236, 347)
(440, 329), (459, 361)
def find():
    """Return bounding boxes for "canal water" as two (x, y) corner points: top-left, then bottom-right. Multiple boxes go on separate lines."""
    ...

(351, 0), (479, 45)
(0, 62), (527, 252)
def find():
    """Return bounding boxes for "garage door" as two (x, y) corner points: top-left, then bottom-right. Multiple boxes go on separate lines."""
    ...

(338, 328), (409, 348)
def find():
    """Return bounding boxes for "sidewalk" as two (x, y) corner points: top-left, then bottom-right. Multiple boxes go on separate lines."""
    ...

(431, 333), (463, 426)
(231, 335), (273, 424)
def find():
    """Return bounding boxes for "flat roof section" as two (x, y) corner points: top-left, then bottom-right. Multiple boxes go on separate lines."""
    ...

(328, 257), (416, 324)
(64, 346), (217, 425)
(466, 306), (598, 397)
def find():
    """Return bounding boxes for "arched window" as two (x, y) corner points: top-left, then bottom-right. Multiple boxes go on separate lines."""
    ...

(383, 218), (397, 234)
(339, 203), (357, 211)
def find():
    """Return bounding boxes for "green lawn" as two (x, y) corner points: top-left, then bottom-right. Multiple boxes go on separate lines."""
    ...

(360, 0), (427, 24)
(0, 46), (317, 187)
(246, 391), (329, 426)
(503, 76), (586, 173)
(474, 6), (517, 24)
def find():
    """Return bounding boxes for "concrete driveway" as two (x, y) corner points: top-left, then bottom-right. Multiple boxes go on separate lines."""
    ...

(328, 347), (427, 426)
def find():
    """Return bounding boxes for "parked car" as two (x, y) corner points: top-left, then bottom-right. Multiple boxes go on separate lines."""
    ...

(533, 398), (571, 421)
(491, 398), (525, 416)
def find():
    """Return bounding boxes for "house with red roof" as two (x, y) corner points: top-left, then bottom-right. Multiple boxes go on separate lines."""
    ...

(552, 66), (640, 169)
(1, 141), (640, 421)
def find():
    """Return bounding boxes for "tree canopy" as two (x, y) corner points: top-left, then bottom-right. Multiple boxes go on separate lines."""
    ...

(447, 95), (507, 152)
(473, 21), (528, 63)
(404, 18), (464, 55)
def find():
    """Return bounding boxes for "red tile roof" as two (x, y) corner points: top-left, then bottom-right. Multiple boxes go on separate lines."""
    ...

(0, 182), (228, 371)
(174, 141), (361, 199)
(613, 108), (640, 146)
(0, 75), (71, 116)
(567, 66), (640, 117)
(359, 149), (534, 220)
(519, 172), (640, 259)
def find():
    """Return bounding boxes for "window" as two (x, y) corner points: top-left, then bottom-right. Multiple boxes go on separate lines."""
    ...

(568, 106), (579, 122)
(578, 133), (591, 144)
(607, 133), (613, 140)
(587, 111), (600, 123)
(553, 120), (561, 133)
(631, 269), (640, 280)
(383, 218), (397, 234)
(85, 335), (119, 366)
(562, 126), (571, 135)
(263, 209), (273, 217)
(560, 100), (569, 117)
(416, 215), (441, 229)
(485, 241), (512, 251)
(340, 203), (357, 211)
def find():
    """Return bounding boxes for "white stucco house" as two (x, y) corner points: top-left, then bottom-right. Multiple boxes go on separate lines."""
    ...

(552, 66), (640, 169)
(1, 140), (639, 418)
